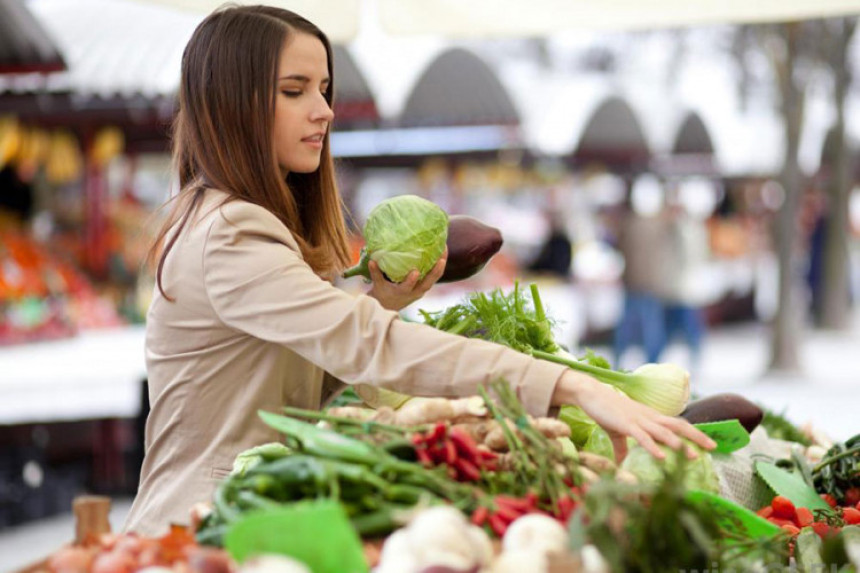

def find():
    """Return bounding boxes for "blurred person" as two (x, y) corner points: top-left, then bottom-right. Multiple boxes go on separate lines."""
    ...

(125, 6), (714, 536)
(528, 210), (573, 278)
(659, 191), (713, 374)
(801, 187), (828, 322)
(614, 175), (668, 367)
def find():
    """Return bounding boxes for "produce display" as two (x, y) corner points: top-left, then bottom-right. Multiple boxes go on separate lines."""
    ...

(24, 196), (860, 571)
(0, 231), (123, 344)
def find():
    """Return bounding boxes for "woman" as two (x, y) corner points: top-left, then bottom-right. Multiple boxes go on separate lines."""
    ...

(125, 5), (714, 535)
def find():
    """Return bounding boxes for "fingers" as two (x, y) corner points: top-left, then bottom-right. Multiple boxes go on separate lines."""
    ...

(642, 420), (683, 451)
(662, 416), (717, 451)
(419, 254), (447, 289)
(610, 434), (628, 464)
(368, 260), (385, 284)
(402, 270), (420, 289)
(628, 426), (665, 460)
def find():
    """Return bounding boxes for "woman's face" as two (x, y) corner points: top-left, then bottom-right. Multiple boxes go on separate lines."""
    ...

(273, 33), (334, 175)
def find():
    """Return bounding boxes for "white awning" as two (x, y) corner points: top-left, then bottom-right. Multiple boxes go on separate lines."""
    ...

(378, 0), (860, 37)
(130, 0), (860, 42)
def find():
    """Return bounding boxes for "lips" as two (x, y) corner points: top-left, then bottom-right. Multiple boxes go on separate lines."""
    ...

(301, 133), (325, 143)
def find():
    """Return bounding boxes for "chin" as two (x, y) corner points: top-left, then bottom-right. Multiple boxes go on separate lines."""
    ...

(285, 161), (321, 174)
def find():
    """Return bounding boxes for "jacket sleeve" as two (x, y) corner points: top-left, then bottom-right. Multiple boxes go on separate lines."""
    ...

(202, 201), (566, 416)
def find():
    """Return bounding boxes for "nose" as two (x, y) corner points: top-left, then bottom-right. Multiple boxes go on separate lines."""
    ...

(311, 94), (335, 125)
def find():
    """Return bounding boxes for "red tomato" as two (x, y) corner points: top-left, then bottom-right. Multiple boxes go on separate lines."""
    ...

(821, 493), (838, 508)
(812, 521), (832, 539)
(757, 506), (774, 519)
(844, 487), (860, 507)
(771, 496), (797, 521)
(796, 507), (814, 528)
(843, 507), (860, 525)
(781, 524), (801, 537)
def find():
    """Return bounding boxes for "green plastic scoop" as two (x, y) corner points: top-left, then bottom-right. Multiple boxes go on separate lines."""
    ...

(693, 420), (750, 455)
(224, 499), (369, 573)
(685, 489), (781, 542)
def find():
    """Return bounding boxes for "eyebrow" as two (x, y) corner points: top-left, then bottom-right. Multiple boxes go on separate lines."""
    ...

(279, 74), (330, 84)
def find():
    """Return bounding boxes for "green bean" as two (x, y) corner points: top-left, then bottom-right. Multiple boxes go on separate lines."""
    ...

(259, 410), (384, 464)
(351, 506), (403, 536)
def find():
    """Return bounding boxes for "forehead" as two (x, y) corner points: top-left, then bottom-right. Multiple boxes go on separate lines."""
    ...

(278, 33), (329, 78)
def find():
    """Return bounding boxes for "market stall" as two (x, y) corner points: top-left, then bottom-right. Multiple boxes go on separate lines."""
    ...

(18, 195), (860, 571)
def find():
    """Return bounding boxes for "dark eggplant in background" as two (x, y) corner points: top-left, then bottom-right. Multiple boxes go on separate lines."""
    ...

(680, 393), (764, 433)
(438, 215), (504, 283)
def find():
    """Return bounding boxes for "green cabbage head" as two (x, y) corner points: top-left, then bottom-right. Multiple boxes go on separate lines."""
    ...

(343, 195), (449, 283)
(620, 441), (720, 494)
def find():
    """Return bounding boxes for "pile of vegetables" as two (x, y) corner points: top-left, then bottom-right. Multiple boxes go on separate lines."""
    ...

(45, 525), (243, 573)
(196, 381), (590, 547)
(813, 433), (860, 507)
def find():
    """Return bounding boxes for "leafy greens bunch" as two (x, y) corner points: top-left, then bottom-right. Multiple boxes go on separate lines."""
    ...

(419, 283), (690, 416)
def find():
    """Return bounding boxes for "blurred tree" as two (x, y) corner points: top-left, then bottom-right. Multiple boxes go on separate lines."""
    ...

(817, 18), (857, 330)
(731, 18), (857, 370)
(768, 23), (806, 372)
(731, 23), (812, 372)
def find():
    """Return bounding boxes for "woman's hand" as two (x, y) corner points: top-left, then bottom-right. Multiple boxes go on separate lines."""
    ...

(367, 249), (447, 311)
(552, 370), (716, 463)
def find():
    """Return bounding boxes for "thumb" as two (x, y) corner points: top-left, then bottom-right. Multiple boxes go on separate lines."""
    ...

(611, 434), (628, 464)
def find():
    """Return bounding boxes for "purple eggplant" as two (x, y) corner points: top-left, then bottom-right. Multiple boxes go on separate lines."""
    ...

(680, 393), (764, 433)
(439, 215), (504, 283)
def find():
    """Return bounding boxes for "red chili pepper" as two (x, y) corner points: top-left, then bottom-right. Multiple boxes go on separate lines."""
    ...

(488, 512), (508, 537)
(410, 433), (425, 446)
(557, 495), (576, 521)
(493, 501), (522, 523)
(415, 448), (432, 467)
(479, 448), (498, 460)
(449, 429), (482, 462)
(495, 495), (532, 513)
(525, 492), (538, 509)
(483, 460), (498, 472)
(428, 444), (446, 464)
(454, 457), (482, 482)
(845, 487), (860, 507)
(470, 506), (489, 526)
(445, 440), (458, 466)
(429, 422), (447, 443)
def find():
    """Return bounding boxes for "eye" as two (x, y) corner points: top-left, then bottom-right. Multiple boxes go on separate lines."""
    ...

(281, 90), (301, 98)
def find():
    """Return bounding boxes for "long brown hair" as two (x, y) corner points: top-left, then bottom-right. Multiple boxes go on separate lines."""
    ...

(149, 5), (351, 299)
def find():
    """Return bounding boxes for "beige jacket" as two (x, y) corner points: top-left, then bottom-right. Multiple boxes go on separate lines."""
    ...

(124, 189), (566, 536)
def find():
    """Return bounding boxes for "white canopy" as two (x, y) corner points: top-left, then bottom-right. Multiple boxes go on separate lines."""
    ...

(132, 0), (860, 43)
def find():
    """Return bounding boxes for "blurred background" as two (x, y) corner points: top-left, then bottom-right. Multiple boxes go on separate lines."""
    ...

(3, 0), (860, 566)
